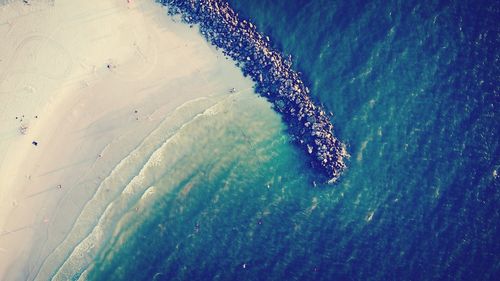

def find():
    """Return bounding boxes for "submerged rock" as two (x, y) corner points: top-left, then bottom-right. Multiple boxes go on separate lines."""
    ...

(159, 0), (349, 183)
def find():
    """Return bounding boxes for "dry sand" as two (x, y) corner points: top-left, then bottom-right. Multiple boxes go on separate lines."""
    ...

(0, 0), (253, 279)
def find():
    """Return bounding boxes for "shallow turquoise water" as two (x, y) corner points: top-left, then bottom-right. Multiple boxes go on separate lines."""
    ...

(58, 0), (499, 280)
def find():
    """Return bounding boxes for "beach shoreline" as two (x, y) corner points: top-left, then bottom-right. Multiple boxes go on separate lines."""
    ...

(0, 0), (255, 279)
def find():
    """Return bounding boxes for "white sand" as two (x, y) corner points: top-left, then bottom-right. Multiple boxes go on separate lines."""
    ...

(0, 0), (253, 279)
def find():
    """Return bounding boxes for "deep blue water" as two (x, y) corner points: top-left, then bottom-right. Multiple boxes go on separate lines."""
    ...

(80, 0), (499, 280)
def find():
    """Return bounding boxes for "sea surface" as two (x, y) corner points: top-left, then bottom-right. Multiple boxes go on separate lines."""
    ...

(49, 0), (499, 280)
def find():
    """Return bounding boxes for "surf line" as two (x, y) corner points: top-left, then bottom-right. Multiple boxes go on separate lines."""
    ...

(159, 0), (349, 183)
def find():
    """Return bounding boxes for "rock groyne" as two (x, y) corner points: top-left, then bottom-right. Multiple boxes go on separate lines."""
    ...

(159, 0), (348, 183)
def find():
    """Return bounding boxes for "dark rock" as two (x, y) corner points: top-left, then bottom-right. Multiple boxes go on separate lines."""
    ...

(159, 0), (348, 183)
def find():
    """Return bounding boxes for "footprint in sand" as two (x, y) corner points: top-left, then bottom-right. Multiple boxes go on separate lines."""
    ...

(106, 27), (159, 82)
(0, 35), (73, 93)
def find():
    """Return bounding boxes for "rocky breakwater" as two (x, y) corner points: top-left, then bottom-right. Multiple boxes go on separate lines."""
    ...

(159, 0), (349, 183)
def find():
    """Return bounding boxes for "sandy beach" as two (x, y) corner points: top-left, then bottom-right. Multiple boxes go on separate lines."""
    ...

(0, 0), (253, 279)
